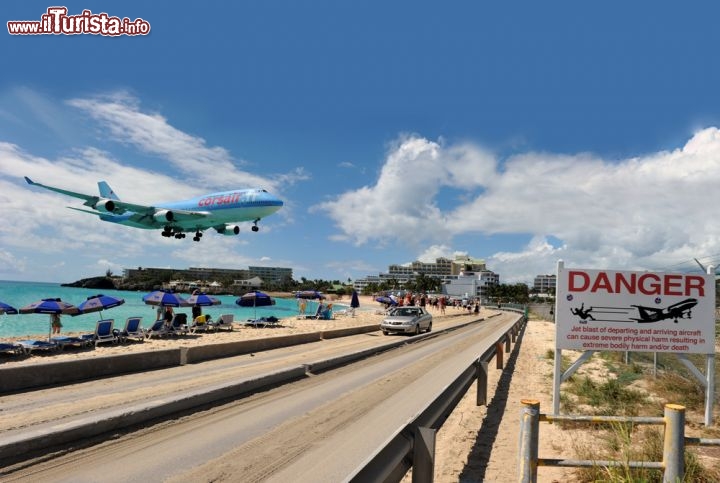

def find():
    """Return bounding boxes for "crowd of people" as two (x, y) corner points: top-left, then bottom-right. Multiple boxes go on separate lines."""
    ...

(379, 292), (481, 315)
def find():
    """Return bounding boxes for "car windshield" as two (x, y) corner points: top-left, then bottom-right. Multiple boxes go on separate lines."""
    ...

(398, 309), (418, 316)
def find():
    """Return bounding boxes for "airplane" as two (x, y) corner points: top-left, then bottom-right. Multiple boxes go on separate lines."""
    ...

(630, 298), (698, 323)
(24, 177), (283, 242)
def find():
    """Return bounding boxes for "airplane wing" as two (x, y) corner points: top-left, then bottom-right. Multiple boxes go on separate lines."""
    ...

(27, 177), (209, 224)
(25, 177), (100, 205)
(630, 305), (662, 314)
(124, 206), (210, 224)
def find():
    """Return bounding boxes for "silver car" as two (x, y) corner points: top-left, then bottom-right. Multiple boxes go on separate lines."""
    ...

(380, 306), (432, 335)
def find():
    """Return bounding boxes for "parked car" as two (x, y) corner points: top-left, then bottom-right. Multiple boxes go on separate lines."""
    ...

(380, 306), (432, 335)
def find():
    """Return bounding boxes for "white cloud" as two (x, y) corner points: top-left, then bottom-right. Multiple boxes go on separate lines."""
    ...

(487, 236), (565, 283)
(314, 135), (497, 247)
(66, 92), (285, 192)
(318, 129), (720, 281)
(416, 244), (469, 263)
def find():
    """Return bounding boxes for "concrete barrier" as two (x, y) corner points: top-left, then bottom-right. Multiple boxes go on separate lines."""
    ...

(0, 349), (181, 393)
(320, 325), (380, 340)
(0, 326), (381, 393)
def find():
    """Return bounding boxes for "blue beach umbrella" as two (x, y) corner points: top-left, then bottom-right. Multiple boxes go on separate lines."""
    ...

(19, 298), (80, 341)
(295, 290), (325, 300)
(142, 290), (191, 307)
(236, 291), (275, 308)
(375, 296), (397, 306)
(237, 290), (275, 321)
(186, 292), (221, 306)
(76, 294), (125, 318)
(0, 300), (18, 315)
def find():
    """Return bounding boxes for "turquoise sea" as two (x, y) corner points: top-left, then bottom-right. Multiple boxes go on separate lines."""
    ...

(0, 280), (319, 339)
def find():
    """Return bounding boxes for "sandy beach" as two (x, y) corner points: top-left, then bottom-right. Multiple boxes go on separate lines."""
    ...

(2, 294), (391, 365)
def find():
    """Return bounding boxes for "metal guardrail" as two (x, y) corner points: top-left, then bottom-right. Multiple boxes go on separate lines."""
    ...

(347, 312), (527, 483)
(518, 400), (720, 482)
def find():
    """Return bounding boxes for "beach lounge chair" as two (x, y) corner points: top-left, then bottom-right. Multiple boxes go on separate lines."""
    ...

(51, 336), (92, 350)
(244, 316), (280, 328)
(0, 341), (22, 355)
(16, 339), (58, 355)
(168, 313), (188, 336)
(115, 317), (144, 343)
(89, 319), (118, 347)
(298, 304), (324, 320)
(212, 314), (234, 331)
(144, 320), (169, 339)
(189, 314), (213, 333)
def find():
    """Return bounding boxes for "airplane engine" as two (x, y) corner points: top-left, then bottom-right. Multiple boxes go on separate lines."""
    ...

(153, 210), (175, 222)
(93, 198), (116, 213)
(217, 224), (240, 236)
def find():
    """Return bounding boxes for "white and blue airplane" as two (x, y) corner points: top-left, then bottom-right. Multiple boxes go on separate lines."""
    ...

(25, 177), (283, 242)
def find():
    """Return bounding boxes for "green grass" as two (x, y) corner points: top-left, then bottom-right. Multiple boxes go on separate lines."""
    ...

(567, 375), (648, 416)
(575, 425), (718, 482)
(559, 348), (719, 482)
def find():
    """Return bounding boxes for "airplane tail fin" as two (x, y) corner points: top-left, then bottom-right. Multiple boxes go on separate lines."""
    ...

(98, 181), (120, 200)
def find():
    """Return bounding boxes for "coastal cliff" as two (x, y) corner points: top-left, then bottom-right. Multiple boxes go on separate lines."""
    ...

(61, 276), (117, 290)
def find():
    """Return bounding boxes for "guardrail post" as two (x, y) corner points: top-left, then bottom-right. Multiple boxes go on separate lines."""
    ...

(476, 360), (489, 406)
(518, 399), (540, 483)
(413, 426), (436, 483)
(496, 342), (504, 369)
(663, 404), (685, 482)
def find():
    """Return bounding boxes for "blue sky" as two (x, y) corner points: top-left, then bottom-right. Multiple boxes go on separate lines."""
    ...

(3, 1), (720, 285)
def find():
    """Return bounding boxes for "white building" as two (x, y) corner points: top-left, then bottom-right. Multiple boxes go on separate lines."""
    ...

(442, 270), (499, 301)
(533, 274), (556, 293)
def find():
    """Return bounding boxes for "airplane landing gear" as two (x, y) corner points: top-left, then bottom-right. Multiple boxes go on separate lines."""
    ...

(193, 231), (203, 242)
(252, 218), (260, 232)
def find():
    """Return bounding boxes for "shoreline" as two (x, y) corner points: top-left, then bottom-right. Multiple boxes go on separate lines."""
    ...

(0, 294), (452, 366)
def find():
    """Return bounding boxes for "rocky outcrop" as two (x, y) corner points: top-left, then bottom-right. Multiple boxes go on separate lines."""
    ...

(61, 276), (117, 290)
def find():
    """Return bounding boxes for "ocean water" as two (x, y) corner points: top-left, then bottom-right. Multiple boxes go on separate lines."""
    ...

(0, 280), (321, 339)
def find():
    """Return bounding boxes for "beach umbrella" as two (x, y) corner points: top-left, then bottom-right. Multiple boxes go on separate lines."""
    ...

(236, 291), (275, 307)
(349, 290), (360, 317)
(186, 292), (221, 306)
(19, 298), (80, 341)
(237, 290), (275, 321)
(143, 290), (190, 322)
(142, 290), (191, 307)
(0, 300), (18, 315)
(295, 290), (325, 300)
(375, 296), (397, 306)
(75, 294), (125, 319)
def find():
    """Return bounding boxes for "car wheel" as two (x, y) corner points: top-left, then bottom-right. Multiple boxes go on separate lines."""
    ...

(414, 324), (420, 335)
(426, 322), (432, 333)
(382, 330), (389, 335)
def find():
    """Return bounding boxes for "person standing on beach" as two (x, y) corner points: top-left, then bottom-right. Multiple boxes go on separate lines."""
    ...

(51, 313), (62, 334)
(164, 306), (174, 329)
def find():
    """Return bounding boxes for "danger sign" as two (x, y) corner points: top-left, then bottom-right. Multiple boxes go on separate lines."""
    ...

(556, 265), (716, 354)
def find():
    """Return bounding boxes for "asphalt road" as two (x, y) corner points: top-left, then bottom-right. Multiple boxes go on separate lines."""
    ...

(1, 312), (519, 482)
